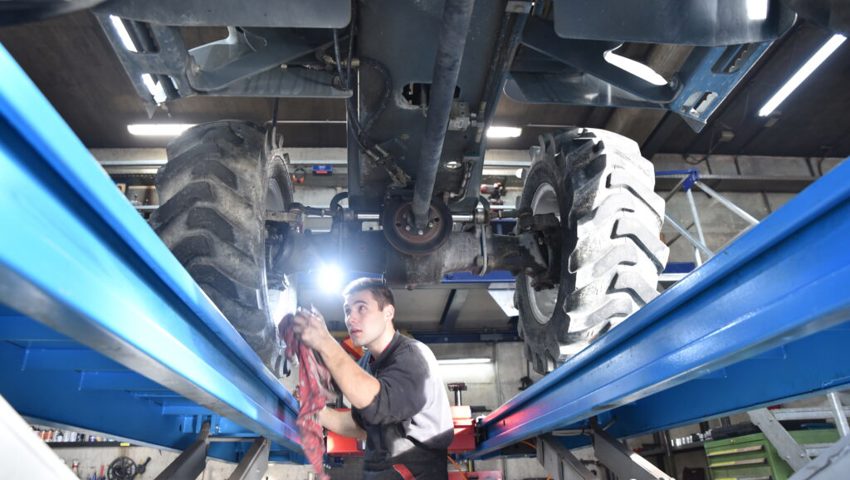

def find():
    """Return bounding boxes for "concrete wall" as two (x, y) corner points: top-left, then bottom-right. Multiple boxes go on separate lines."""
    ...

(653, 153), (845, 264)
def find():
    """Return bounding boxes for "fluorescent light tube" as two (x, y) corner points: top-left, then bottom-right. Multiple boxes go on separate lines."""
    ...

(437, 358), (491, 365)
(127, 124), (195, 137)
(603, 51), (668, 86)
(140, 74), (168, 104)
(109, 15), (138, 53)
(759, 34), (846, 117)
(487, 126), (522, 138)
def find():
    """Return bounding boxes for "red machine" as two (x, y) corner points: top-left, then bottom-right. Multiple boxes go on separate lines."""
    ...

(325, 405), (477, 456)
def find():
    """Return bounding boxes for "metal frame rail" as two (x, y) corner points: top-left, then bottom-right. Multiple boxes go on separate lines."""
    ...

(658, 168), (761, 266)
(0, 45), (303, 463)
(472, 152), (850, 457)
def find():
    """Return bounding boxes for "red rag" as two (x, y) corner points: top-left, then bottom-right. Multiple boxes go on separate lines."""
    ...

(280, 313), (335, 480)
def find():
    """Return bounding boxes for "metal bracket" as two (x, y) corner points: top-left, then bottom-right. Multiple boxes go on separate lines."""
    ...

(537, 435), (596, 480)
(536, 424), (674, 480)
(790, 432), (850, 480)
(827, 392), (850, 438)
(591, 423), (674, 480)
(509, 17), (779, 131)
(186, 28), (327, 92)
(228, 438), (271, 480)
(154, 422), (211, 479)
(152, 421), (270, 480)
(520, 17), (678, 104)
(748, 408), (810, 471)
(754, 393), (850, 479)
(92, 12), (347, 112)
(550, 0), (796, 45)
(95, 0), (350, 28)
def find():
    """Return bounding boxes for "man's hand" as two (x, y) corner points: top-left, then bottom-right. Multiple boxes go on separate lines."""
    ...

(290, 307), (381, 410)
(292, 307), (334, 352)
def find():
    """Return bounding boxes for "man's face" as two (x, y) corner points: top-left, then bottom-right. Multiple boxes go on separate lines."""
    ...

(343, 290), (394, 347)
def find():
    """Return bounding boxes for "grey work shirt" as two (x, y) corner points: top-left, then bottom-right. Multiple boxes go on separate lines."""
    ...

(351, 332), (454, 478)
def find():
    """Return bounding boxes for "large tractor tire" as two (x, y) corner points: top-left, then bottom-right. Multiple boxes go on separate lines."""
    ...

(516, 129), (669, 374)
(150, 120), (293, 374)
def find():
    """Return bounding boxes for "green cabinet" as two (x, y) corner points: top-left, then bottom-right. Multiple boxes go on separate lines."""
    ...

(704, 430), (839, 480)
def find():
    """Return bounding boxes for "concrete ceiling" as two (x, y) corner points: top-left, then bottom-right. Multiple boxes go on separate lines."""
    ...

(1, 12), (848, 158)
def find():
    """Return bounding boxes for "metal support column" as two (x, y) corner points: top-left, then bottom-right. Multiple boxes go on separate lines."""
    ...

(228, 438), (271, 480)
(790, 433), (850, 480)
(685, 187), (708, 266)
(155, 422), (211, 480)
(663, 214), (714, 258)
(537, 435), (595, 480)
(592, 423), (673, 480)
(827, 392), (850, 438)
(696, 181), (760, 225)
(748, 408), (810, 471)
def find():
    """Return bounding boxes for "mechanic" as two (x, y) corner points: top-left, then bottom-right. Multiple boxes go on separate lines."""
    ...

(292, 277), (455, 479)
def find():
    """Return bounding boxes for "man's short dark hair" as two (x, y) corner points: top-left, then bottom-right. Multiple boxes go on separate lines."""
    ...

(342, 277), (395, 310)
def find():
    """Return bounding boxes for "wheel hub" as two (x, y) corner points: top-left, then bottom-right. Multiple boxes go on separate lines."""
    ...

(526, 182), (561, 325)
(383, 199), (452, 255)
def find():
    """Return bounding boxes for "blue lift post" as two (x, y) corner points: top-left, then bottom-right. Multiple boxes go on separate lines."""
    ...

(0, 45), (303, 462)
(473, 153), (850, 456)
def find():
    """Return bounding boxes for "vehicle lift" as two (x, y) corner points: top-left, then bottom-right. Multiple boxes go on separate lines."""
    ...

(2, 43), (850, 479)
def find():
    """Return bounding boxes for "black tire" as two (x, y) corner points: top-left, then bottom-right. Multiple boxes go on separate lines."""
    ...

(516, 129), (669, 374)
(149, 120), (293, 374)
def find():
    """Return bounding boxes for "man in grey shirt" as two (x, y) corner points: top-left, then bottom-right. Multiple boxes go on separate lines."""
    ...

(292, 278), (454, 479)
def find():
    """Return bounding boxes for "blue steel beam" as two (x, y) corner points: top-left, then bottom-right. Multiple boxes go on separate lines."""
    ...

(473, 156), (850, 457)
(0, 45), (302, 459)
(494, 326), (850, 455)
(0, 339), (201, 451)
(608, 325), (850, 439)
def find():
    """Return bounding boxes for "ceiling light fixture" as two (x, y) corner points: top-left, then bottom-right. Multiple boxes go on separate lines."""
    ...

(487, 126), (522, 138)
(437, 358), (492, 365)
(758, 34), (846, 117)
(127, 124), (195, 137)
(603, 51), (668, 86)
(109, 15), (138, 53)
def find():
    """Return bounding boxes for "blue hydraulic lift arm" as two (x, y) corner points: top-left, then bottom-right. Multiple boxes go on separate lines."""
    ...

(0, 45), (302, 457)
(473, 155), (850, 457)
